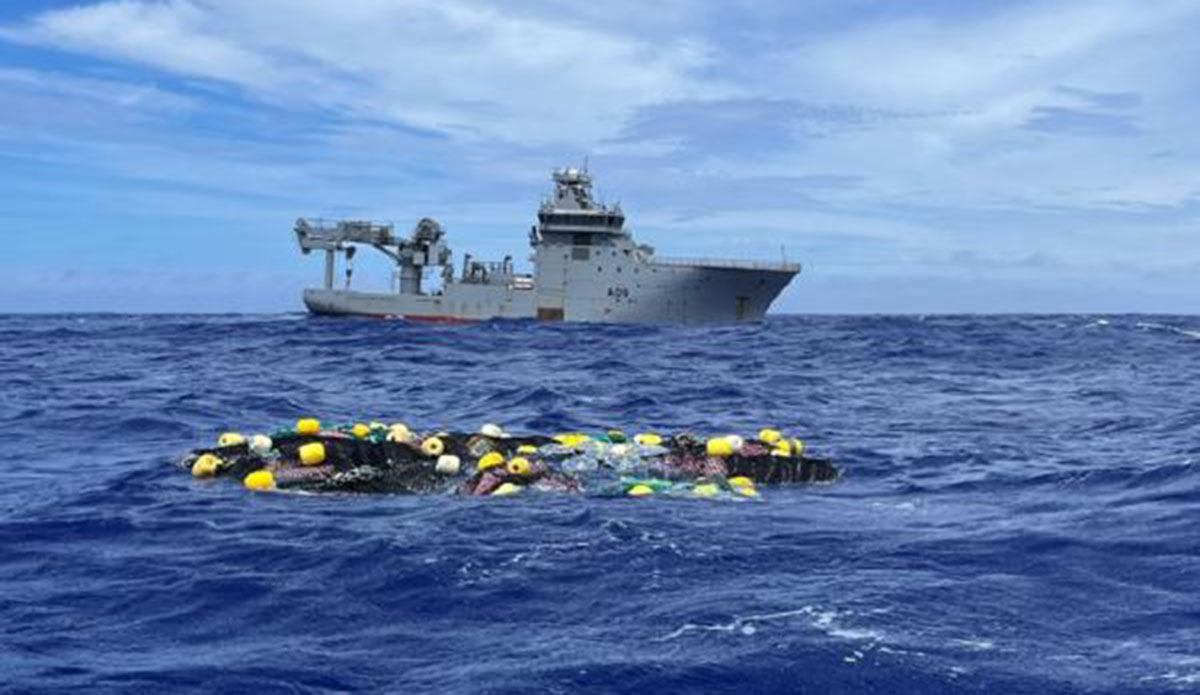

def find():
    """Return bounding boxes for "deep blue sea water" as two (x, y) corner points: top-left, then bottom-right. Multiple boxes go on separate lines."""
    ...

(2, 314), (1199, 694)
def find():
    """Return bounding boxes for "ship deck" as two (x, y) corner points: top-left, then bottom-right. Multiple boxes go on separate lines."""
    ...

(649, 256), (802, 273)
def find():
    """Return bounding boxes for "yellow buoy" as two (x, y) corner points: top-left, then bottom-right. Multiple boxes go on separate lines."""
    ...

(217, 432), (245, 447)
(771, 440), (793, 458)
(299, 442), (326, 466)
(435, 455), (461, 475)
(758, 428), (782, 444)
(420, 437), (445, 457)
(728, 476), (758, 497)
(191, 453), (221, 478)
(634, 433), (663, 447)
(386, 428), (411, 443)
(243, 470), (275, 491)
(516, 444), (538, 455)
(506, 457), (532, 476)
(553, 433), (589, 448)
(492, 482), (522, 496)
(352, 423), (371, 439)
(627, 484), (654, 497)
(296, 418), (320, 435)
(693, 483), (720, 498)
(706, 437), (734, 458)
(477, 451), (505, 472)
(792, 439), (805, 457)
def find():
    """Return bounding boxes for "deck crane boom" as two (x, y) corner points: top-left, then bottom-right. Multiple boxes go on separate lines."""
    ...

(294, 217), (450, 293)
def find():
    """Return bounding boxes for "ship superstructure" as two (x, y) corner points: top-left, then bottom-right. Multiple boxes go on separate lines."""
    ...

(296, 168), (800, 323)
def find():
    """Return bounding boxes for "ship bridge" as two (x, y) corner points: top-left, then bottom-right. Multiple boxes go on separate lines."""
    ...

(534, 167), (626, 240)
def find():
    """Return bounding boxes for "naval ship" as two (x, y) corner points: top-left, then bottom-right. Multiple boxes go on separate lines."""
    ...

(295, 168), (800, 324)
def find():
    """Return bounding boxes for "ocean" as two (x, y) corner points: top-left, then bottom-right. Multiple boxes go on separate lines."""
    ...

(1, 314), (1198, 694)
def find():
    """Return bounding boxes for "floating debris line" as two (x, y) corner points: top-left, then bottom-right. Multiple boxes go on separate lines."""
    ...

(182, 421), (838, 499)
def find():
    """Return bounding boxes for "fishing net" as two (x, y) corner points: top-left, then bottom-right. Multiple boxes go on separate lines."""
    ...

(181, 422), (838, 499)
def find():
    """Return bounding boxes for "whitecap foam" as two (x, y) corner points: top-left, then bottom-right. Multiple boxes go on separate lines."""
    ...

(1136, 321), (1200, 341)
(829, 626), (885, 642)
(654, 606), (819, 641)
(951, 638), (996, 651)
(1139, 670), (1200, 685)
(654, 603), (887, 661)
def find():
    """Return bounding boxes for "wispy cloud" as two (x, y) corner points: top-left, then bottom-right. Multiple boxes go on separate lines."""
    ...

(1054, 85), (1141, 111)
(1021, 84), (1141, 137)
(1023, 105), (1138, 137)
(769, 0), (1200, 107)
(615, 98), (899, 158)
(2, 0), (723, 143)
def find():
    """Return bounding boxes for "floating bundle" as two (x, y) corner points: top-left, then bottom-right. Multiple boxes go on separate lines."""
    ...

(181, 420), (838, 500)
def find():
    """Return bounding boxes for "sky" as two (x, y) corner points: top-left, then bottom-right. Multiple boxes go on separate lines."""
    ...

(0, 0), (1197, 313)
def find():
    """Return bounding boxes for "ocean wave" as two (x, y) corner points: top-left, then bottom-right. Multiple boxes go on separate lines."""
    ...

(1, 314), (1198, 693)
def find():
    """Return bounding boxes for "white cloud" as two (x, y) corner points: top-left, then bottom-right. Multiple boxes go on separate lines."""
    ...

(21, 1), (281, 83)
(4, 0), (722, 144)
(774, 0), (1200, 109)
(703, 0), (1200, 210)
(0, 66), (195, 113)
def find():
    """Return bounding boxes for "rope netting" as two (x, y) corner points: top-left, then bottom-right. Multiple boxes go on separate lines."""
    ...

(182, 421), (838, 500)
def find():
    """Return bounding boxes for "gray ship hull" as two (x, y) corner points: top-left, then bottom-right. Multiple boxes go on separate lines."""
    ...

(304, 260), (795, 324)
(303, 285), (535, 323)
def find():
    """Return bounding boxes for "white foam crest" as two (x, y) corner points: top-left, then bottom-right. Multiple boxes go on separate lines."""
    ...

(654, 606), (820, 641)
(951, 638), (996, 652)
(830, 626), (886, 642)
(1139, 670), (1200, 685)
(1135, 321), (1200, 341)
(654, 604), (886, 655)
(1134, 652), (1200, 687)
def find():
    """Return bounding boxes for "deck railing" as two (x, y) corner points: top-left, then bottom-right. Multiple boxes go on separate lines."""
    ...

(648, 256), (802, 273)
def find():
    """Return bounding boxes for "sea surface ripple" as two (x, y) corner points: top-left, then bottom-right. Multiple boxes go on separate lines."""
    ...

(1, 314), (1199, 694)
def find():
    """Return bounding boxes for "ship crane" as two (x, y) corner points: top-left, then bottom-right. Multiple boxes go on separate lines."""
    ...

(294, 217), (451, 294)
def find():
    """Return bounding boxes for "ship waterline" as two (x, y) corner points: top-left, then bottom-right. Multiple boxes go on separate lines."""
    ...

(296, 168), (800, 324)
